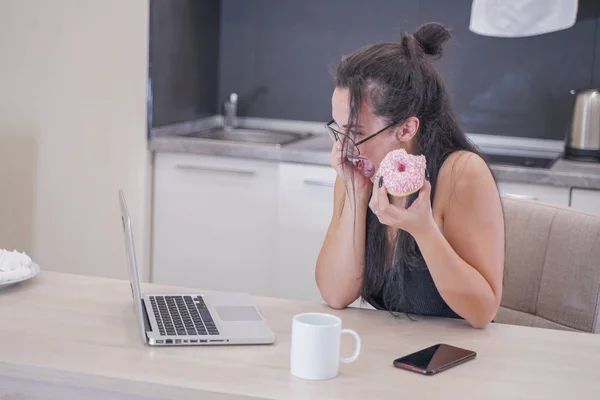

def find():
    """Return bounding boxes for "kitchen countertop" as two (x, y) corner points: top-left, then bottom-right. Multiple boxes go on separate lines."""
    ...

(1, 271), (599, 399)
(149, 117), (600, 190)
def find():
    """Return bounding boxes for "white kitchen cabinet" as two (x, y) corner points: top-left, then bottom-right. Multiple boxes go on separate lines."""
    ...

(276, 163), (337, 302)
(570, 188), (600, 215)
(152, 152), (278, 296)
(498, 181), (570, 207)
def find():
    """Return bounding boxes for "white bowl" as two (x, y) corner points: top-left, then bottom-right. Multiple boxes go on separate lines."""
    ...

(0, 262), (40, 289)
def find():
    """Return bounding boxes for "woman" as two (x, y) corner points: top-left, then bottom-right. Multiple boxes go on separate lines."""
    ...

(315, 22), (505, 329)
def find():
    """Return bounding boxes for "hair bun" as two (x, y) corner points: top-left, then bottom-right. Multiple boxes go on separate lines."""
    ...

(413, 22), (451, 59)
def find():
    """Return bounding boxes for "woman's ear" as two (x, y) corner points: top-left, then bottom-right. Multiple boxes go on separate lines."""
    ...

(395, 117), (420, 142)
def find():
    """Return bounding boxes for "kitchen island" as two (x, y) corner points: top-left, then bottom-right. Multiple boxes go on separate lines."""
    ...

(1, 271), (599, 399)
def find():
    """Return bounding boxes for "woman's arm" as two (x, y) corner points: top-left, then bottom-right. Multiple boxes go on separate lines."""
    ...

(315, 176), (369, 309)
(414, 153), (505, 328)
(369, 152), (504, 328)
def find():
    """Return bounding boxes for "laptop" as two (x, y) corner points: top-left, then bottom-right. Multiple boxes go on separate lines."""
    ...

(119, 190), (276, 346)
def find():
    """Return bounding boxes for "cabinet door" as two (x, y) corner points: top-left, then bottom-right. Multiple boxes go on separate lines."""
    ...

(152, 152), (278, 296)
(276, 163), (337, 302)
(570, 188), (600, 215)
(498, 181), (570, 207)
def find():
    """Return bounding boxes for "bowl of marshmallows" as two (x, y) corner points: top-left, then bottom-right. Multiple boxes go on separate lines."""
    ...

(0, 249), (40, 289)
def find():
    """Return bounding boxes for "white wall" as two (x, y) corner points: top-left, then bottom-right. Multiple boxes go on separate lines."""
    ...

(0, 0), (152, 281)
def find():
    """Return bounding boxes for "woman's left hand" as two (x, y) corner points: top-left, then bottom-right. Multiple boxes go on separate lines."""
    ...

(369, 174), (436, 237)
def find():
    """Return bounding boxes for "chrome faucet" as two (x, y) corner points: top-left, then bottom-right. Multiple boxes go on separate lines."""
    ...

(223, 93), (238, 131)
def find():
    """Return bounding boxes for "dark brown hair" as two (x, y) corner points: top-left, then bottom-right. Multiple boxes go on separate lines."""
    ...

(333, 22), (489, 310)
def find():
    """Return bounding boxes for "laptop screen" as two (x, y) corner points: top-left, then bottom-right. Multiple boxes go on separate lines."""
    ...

(119, 190), (148, 344)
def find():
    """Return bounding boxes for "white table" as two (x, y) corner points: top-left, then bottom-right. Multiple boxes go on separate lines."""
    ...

(0, 271), (599, 399)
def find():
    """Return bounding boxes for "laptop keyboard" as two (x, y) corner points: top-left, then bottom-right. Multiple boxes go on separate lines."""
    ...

(149, 295), (220, 336)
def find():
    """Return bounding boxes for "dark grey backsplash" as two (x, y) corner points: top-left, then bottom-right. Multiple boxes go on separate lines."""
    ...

(150, 0), (600, 141)
(218, 0), (420, 123)
(594, 3), (600, 86)
(218, 0), (599, 140)
(149, 0), (220, 127)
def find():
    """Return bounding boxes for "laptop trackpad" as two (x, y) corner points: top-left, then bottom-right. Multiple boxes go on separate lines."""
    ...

(215, 306), (262, 322)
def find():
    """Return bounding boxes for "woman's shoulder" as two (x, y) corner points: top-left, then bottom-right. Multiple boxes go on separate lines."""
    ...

(439, 150), (491, 182)
(434, 150), (497, 212)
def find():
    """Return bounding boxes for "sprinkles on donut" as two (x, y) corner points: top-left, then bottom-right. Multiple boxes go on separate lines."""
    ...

(375, 149), (427, 197)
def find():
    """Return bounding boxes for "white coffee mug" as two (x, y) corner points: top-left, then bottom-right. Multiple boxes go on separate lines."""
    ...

(290, 312), (361, 380)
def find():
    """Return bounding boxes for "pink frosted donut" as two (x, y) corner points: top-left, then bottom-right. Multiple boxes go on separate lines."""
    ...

(376, 149), (427, 197)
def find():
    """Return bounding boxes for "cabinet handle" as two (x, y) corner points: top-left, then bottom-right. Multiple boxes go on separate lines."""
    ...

(503, 193), (538, 201)
(303, 179), (335, 188)
(175, 164), (256, 176)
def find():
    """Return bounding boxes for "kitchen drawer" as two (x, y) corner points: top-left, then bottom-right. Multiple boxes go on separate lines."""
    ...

(570, 188), (600, 215)
(276, 162), (336, 302)
(498, 182), (570, 207)
(152, 152), (278, 296)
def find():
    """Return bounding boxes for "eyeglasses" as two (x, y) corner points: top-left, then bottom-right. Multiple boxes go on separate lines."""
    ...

(325, 119), (396, 158)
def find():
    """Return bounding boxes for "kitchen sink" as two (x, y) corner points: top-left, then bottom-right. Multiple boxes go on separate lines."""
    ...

(181, 128), (313, 146)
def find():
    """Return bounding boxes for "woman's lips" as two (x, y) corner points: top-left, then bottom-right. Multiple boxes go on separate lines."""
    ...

(348, 155), (375, 179)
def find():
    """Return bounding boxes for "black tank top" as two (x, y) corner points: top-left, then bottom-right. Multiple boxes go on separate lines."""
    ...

(363, 203), (462, 320)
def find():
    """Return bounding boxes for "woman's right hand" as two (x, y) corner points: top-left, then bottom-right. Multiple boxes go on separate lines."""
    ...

(330, 141), (373, 196)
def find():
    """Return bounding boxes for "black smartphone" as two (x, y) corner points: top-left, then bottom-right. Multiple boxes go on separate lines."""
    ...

(393, 344), (476, 375)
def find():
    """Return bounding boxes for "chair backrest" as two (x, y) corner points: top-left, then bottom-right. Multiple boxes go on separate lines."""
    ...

(498, 196), (600, 333)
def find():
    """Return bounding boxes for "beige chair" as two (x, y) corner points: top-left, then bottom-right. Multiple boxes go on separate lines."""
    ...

(497, 196), (600, 333)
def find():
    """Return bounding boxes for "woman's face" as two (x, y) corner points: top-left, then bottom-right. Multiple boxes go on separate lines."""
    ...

(331, 87), (405, 171)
